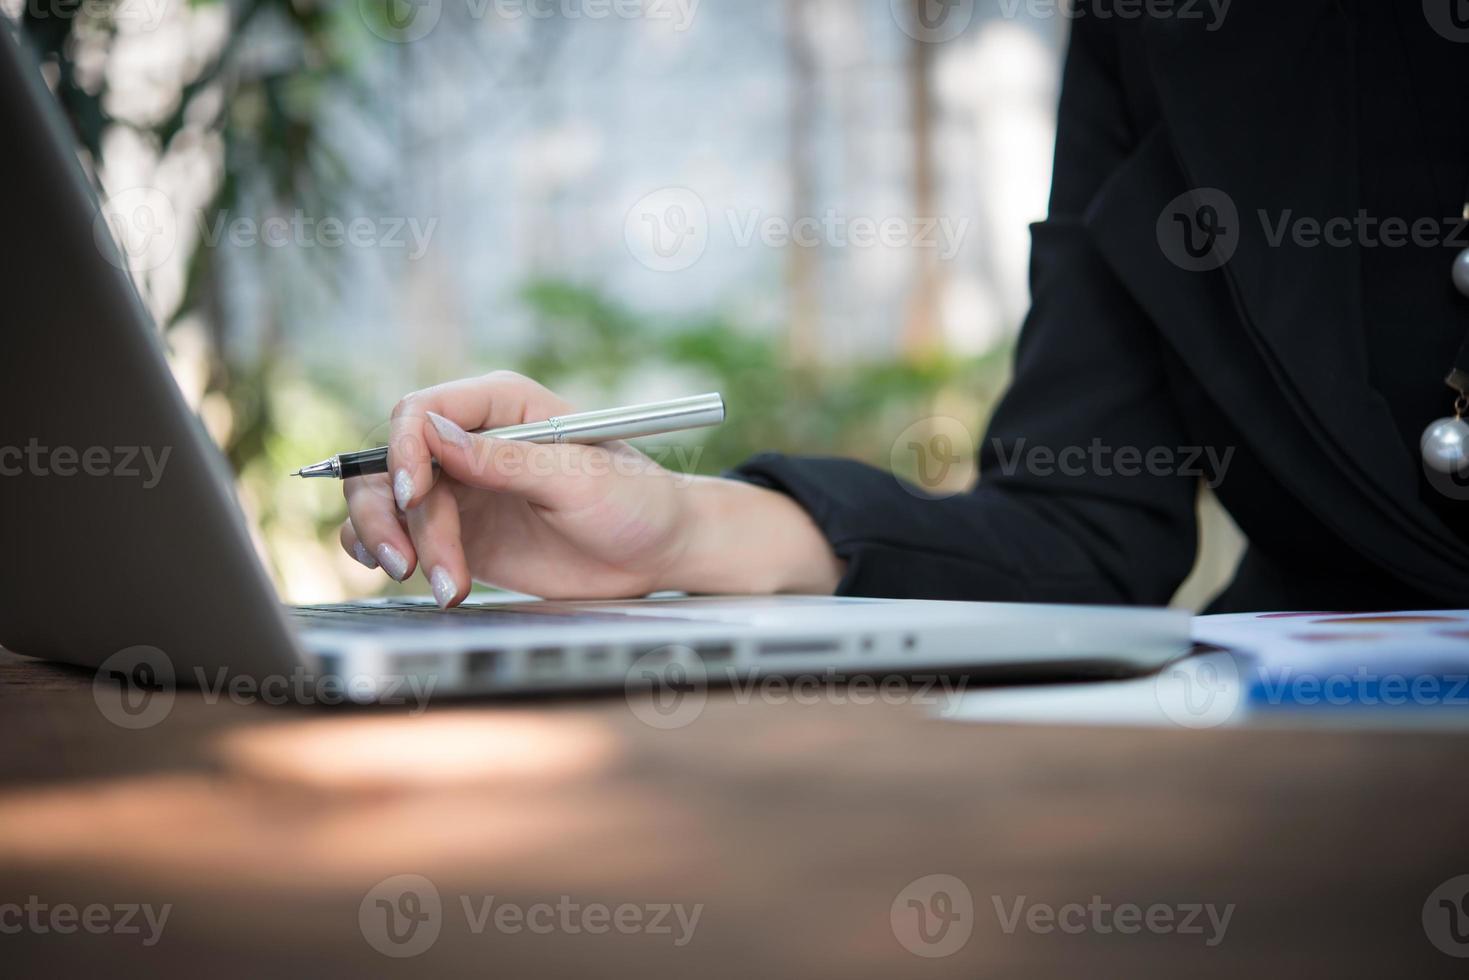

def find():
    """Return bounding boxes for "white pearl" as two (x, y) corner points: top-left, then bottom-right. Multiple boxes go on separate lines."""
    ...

(1421, 416), (1469, 474)
(1455, 248), (1469, 299)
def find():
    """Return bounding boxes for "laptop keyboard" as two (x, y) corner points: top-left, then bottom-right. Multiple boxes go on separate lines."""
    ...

(289, 600), (685, 632)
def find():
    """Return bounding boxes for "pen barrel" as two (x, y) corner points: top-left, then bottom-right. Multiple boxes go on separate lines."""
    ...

(494, 392), (726, 444)
(338, 452), (384, 479)
(325, 393), (725, 478)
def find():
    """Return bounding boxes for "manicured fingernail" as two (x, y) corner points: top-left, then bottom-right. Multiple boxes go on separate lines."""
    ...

(393, 469), (413, 511)
(427, 411), (471, 449)
(351, 541), (378, 569)
(377, 543), (410, 581)
(430, 566), (457, 609)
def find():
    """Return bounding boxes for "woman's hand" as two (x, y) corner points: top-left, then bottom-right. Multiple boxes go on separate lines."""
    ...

(338, 372), (844, 607)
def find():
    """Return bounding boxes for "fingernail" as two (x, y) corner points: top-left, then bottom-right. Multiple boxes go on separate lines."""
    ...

(351, 541), (378, 569)
(427, 411), (471, 449)
(430, 566), (457, 609)
(393, 469), (414, 511)
(377, 543), (410, 581)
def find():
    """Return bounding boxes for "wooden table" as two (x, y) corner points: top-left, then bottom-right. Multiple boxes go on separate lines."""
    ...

(2, 648), (1465, 977)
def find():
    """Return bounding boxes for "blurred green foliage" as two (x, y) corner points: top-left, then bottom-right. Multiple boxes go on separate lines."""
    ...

(515, 279), (1013, 478)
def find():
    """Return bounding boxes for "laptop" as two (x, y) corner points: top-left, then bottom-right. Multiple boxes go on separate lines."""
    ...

(0, 22), (1190, 704)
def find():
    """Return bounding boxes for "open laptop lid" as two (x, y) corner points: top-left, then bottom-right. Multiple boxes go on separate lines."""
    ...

(0, 21), (301, 679)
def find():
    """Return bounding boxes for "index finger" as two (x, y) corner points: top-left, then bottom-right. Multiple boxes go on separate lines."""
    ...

(386, 371), (574, 511)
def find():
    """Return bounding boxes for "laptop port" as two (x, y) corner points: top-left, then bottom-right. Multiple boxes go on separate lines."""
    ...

(529, 647), (564, 672)
(630, 646), (672, 665)
(465, 650), (501, 678)
(390, 653), (445, 674)
(757, 640), (839, 657)
(694, 644), (734, 664)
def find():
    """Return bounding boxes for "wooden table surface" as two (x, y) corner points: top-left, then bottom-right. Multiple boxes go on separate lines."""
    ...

(2, 647), (1466, 978)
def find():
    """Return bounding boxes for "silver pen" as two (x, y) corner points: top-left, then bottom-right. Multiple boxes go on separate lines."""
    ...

(292, 392), (726, 480)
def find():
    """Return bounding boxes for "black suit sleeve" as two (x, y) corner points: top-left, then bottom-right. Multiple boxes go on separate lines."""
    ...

(731, 14), (1199, 605)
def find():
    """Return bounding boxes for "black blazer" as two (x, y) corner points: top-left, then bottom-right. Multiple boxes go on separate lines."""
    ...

(735, 1), (1469, 612)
